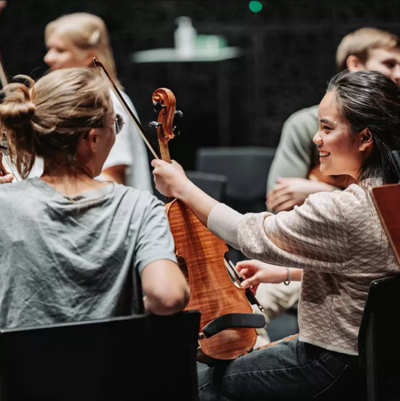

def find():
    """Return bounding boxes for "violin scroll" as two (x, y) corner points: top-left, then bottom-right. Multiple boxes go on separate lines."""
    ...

(150, 88), (183, 162)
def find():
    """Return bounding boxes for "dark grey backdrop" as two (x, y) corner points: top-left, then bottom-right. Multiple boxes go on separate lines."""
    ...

(1, 0), (400, 169)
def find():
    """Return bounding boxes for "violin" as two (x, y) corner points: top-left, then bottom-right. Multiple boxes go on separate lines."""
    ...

(94, 58), (265, 362)
(151, 88), (267, 362)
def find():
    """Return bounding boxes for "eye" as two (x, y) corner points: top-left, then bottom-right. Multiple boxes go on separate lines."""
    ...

(323, 126), (332, 130)
(383, 60), (396, 69)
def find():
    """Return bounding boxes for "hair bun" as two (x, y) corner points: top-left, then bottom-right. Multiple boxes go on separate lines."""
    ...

(0, 75), (36, 128)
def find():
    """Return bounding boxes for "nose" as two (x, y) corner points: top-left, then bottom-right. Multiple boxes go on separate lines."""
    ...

(44, 49), (54, 67)
(313, 131), (323, 146)
(392, 66), (400, 86)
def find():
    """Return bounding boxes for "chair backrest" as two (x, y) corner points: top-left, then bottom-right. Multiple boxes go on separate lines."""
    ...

(358, 273), (400, 401)
(0, 311), (201, 401)
(186, 170), (228, 202)
(195, 147), (276, 213)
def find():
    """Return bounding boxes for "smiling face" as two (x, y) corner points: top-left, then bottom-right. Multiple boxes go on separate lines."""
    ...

(313, 91), (370, 179)
(44, 30), (94, 70)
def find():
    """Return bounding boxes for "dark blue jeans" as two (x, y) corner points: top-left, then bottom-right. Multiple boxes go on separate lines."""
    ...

(198, 336), (366, 401)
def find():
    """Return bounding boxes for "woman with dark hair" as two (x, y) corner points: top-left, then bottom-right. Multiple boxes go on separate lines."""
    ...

(152, 70), (400, 400)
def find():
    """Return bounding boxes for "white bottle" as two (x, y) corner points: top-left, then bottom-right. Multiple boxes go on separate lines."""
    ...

(174, 16), (196, 59)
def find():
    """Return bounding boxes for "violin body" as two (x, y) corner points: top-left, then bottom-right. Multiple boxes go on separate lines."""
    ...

(166, 199), (257, 361)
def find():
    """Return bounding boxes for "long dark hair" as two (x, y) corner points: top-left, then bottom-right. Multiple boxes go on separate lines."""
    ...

(328, 70), (400, 184)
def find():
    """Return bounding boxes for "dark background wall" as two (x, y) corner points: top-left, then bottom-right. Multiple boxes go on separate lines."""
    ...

(1, 0), (400, 169)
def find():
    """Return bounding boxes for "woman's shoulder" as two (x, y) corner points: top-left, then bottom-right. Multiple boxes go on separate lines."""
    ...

(301, 182), (374, 220)
(114, 184), (163, 209)
(0, 179), (33, 196)
(0, 179), (41, 216)
(341, 179), (380, 202)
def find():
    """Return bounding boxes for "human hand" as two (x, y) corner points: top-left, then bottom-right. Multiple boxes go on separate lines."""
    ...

(236, 260), (289, 294)
(151, 159), (193, 199)
(266, 177), (334, 212)
(0, 173), (13, 184)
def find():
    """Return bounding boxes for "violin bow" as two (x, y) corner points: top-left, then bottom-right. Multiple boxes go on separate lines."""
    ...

(93, 58), (160, 160)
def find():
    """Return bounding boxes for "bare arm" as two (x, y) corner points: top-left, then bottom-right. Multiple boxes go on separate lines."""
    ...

(141, 259), (190, 315)
(267, 177), (336, 212)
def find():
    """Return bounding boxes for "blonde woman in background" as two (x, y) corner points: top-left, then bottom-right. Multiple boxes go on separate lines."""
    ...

(29, 12), (153, 191)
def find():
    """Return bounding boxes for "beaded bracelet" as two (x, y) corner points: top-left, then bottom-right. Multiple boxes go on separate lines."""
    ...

(283, 267), (291, 286)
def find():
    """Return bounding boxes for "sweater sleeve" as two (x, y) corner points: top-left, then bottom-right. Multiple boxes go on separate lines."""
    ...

(238, 190), (349, 273)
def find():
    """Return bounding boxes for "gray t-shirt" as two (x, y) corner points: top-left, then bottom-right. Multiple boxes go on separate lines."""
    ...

(0, 178), (177, 329)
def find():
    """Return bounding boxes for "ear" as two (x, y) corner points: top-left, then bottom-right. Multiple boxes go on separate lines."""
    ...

(85, 129), (98, 152)
(83, 49), (98, 67)
(359, 128), (373, 151)
(346, 55), (366, 72)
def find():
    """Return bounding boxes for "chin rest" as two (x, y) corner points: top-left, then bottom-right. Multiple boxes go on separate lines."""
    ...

(201, 313), (265, 338)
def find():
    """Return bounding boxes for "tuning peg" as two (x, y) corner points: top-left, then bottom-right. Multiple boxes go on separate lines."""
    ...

(172, 126), (181, 138)
(148, 121), (162, 129)
(153, 102), (165, 114)
(172, 110), (183, 137)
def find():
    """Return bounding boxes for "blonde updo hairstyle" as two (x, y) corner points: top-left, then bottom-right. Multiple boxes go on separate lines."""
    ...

(0, 68), (113, 178)
(45, 12), (122, 88)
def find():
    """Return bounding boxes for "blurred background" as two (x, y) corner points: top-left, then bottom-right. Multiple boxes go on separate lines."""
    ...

(1, 0), (400, 170)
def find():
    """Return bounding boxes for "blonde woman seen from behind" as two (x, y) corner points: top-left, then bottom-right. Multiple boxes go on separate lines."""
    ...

(0, 68), (189, 328)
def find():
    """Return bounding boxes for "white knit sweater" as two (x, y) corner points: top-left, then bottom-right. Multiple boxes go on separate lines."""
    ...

(208, 180), (399, 355)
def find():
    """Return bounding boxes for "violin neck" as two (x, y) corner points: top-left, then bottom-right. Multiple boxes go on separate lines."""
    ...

(159, 141), (171, 163)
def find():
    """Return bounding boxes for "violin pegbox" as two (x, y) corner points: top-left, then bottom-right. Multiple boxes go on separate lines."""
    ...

(150, 88), (182, 162)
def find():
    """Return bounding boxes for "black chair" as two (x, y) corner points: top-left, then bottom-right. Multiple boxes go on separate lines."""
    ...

(186, 170), (228, 202)
(0, 311), (201, 401)
(195, 147), (276, 214)
(358, 273), (400, 401)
